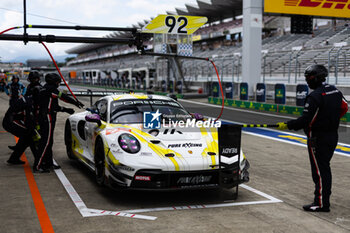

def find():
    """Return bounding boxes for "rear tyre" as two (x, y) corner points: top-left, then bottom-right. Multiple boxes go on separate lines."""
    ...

(94, 138), (105, 185)
(64, 120), (75, 160)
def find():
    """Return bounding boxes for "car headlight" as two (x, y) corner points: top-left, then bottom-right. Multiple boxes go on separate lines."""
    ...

(118, 133), (141, 154)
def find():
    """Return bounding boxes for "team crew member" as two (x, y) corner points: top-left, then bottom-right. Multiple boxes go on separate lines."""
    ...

(5, 75), (26, 106)
(8, 71), (43, 151)
(3, 96), (37, 165)
(277, 65), (348, 212)
(33, 73), (83, 172)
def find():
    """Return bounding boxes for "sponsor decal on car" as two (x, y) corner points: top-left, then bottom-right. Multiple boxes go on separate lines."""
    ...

(135, 175), (151, 181)
(177, 175), (212, 185)
(168, 143), (203, 148)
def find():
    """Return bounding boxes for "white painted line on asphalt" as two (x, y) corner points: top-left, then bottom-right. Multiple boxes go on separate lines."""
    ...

(121, 184), (283, 214)
(179, 99), (350, 128)
(53, 160), (157, 220)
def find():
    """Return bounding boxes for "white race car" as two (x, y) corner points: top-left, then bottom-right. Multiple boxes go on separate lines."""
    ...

(64, 93), (249, 190)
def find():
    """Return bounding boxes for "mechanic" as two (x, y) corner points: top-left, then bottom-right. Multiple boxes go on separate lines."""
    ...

(8, 71), (43, 151)
(3, 95), (37, 165)
(277, 64), (348, 212)
(5, 75), (26, 106)
(33, 73), (84, 173)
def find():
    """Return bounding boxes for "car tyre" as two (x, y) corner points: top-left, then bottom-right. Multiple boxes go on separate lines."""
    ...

(94, 138), (105, 185)
(64, 120), (75, 160)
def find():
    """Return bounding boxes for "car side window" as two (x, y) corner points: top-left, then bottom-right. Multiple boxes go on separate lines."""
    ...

(95, 100), (108, 122)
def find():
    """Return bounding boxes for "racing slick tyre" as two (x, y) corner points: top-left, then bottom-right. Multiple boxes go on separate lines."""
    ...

(64, 120), (75, 160)
(94, 138), (106, 185)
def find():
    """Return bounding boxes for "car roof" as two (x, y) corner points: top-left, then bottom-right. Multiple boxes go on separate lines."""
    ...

(102, 93), (175, 102)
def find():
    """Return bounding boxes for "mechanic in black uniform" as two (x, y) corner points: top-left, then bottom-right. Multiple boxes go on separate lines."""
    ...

(3, 96), (37, 165)
(33, 73), (84, 172)
(8, 71), (43, 151)
(277, 64), (348, 212)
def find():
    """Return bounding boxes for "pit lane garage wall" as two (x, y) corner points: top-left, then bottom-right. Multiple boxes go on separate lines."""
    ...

(208, 97), (350, 123)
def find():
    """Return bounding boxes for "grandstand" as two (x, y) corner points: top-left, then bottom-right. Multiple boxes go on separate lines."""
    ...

(63, 1), (350, 94)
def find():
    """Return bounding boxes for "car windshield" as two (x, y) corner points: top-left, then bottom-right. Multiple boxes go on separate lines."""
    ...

(110, 99), (191, 124)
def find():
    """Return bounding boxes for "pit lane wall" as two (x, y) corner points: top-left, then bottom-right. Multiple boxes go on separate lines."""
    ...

(208, 97), (350, 123)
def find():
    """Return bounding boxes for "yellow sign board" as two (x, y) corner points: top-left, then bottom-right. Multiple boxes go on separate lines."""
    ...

(264, 0), (350, 18)
(142, 15), (207, 35)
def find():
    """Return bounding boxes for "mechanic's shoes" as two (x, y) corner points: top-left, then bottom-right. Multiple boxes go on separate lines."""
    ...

(303, 203), (330, 212)
(7, 159), (25, 165)
(33, 167), (50, 173)
(51, 164), (61, 170)
(8, 145), (16, 150)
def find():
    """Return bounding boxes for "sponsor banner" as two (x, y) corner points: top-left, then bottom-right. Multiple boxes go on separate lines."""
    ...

(264, 0), (350, 19)
(208, 97), (350, 122)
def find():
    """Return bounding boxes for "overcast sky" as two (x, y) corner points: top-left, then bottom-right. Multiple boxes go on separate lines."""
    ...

(0, 0), (197, 62)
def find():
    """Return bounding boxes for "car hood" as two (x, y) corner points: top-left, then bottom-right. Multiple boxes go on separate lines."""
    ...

(105, 123), (218, 158)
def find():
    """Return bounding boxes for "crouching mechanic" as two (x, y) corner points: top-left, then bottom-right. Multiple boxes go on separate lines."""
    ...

(277, 64), (348, 212)
(33, 73), (84, 173)
(2, 96), (38, 165)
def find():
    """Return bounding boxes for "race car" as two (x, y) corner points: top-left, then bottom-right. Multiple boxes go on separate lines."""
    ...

(64, 93), (249, 190)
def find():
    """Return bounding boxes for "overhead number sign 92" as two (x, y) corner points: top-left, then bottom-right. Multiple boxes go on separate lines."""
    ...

(142, 15), (208, 35)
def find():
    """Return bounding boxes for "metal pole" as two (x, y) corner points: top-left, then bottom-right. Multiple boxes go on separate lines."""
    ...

(328, 47), (335, 83)
(294, 50), (300, 84)
(0, 33), (134, 44)
(23, 0), (27, 45)
(288, 51), (293, 83)
(263, 54), (266, 83)
(27, 24), (136, 33)
(344, 51), (347, 78)
(221, 57), (225, 82)
(232, 55), (235, 83)
(335, 46), (343, 85)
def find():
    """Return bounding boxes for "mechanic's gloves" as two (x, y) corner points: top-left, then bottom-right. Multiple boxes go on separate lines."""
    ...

(277, 122), (288, 130)
(32, 129), (41, 142)
(74, 100), (84, 109)
(62, 107), (75, 115)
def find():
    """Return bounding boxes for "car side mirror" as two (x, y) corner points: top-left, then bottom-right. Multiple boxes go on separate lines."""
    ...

(191, 113), (204, 121)
(85, 114), (101, 126)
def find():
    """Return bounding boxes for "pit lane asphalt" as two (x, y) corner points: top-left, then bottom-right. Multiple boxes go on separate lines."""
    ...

(1, 92), (350, 233)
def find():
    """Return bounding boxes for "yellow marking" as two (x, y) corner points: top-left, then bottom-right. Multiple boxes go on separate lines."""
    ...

(130, 93), (148, 99)
(337, 145), (350, 152)
(122, 125), (182, 170)
(200, 127), (218, 169)
(113, 96), (124, 101)
(279, 135), (350, 154)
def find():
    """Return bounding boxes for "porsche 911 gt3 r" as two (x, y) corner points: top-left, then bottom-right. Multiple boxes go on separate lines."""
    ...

(64, 93), (249, 190)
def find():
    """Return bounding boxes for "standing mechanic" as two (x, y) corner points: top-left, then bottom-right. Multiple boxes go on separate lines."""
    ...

(5, 75), (26, 106)
(8, 71), (43, 151)
(277, 64), (348, 212)
(33, 73), (84, 172)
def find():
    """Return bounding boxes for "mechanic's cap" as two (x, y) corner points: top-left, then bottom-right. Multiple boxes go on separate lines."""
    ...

(28, 71), (40, 82)
(45, 73), (61, 85)
(12, 75), (19, 81)
(304, 64), (328, 81)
